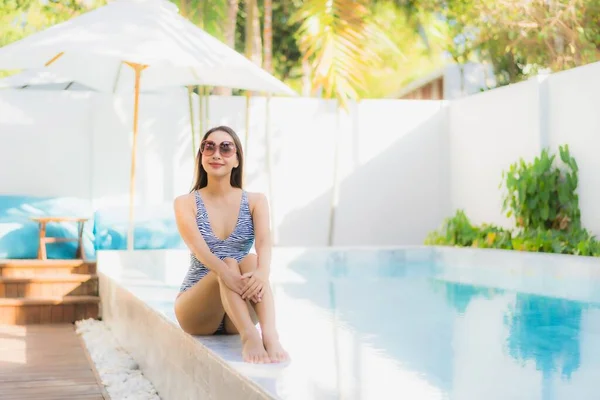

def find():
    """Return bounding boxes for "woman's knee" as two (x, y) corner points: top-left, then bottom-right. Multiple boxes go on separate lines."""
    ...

(239, 254), (258, 274)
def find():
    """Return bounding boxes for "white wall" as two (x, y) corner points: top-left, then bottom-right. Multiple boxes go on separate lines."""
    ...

(0, 91), (94, 199)
(547, 62), (600, 235)
(0, 89), (448, 246)
(2, 60), (599, 245)
(447, 61), (600, 235)
(333, 100), (449, 245)
(448, 78), (543, 228)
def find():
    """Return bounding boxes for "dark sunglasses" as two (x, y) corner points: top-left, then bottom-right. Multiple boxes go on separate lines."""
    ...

(200, 140), (237, 158)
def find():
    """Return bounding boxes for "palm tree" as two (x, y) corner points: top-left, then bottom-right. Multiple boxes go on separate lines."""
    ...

(245, 0), (263, 68)
(291, 0), (408, 106)
(263, 0), (273, 74)
(213, 0), (240, 96)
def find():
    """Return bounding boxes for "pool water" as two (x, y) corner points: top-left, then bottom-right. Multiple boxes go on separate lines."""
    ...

(111, 248), (600, 400)
(266, 255), (600, 400)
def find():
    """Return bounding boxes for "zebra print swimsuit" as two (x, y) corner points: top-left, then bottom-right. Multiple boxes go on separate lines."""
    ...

(179, 190), (255, 333)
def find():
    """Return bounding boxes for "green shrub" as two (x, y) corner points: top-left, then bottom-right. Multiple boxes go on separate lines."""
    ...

(425, 145), (600, 257)
(424, 210), (479, 247)
(501, 144), (580, 231)
(425, 210), (512, 250)
(512, 227), (600, 256)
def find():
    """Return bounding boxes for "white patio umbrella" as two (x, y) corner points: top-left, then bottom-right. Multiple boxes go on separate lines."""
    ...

(0, 0), (295, 249)
(0, 67), (210, 161)
(0, 69), (95, 91)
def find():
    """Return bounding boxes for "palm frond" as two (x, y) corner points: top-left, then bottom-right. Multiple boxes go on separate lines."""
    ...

(175, 0), (228, 40)
(292, 0), (399, 106)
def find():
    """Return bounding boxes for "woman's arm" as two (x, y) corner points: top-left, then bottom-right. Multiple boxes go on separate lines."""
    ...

(173, 194), (229, 277)
(240, 192), (272, 301)
(251, 193), (272, 276)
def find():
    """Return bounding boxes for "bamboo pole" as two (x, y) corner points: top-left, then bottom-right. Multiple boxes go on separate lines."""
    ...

(265, 93), (276, 243)
(124, 62), (148, 251)
(187, 86), (196, 157)
(198, 85), (204, 138)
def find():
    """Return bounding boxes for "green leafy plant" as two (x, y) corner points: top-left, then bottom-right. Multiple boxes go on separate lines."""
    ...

(510, 227), (600, 256)
(426, 145), (600, 257)
(425, 210), (512, 249)
(501, 144), (581, 231)
(425, 210), (479, 247)
(472, 224), (513, 250)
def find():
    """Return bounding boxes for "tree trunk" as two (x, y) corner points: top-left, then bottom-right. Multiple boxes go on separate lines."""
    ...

(245, 0), (262, 95)
(263, 0), (273, 74)
(196, 0), (206, 29)
(214, 0), (239, 96)
(249, 0), (262, 68)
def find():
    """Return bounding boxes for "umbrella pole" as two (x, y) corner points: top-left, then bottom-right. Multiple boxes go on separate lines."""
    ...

(187, 86), (196, 157)
(198, 85), (204, 138)
(125, 62), (148, 251)
(244, 91), (251, 185)
(265, 93), (276, 244)
(205, 87), (210, 126)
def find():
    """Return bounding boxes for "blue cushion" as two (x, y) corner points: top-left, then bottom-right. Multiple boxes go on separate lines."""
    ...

(93, 203), (185, 250)
(0, 196), (95, 259)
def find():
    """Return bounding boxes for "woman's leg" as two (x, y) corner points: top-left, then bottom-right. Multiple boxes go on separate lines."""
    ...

(236, 254), (290, 363)
(219, 258), (270, 363)
(174, 272), (225, 335)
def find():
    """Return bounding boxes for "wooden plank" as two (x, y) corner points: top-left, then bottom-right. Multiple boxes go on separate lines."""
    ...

(29, 217), (90, 223)
(0, 275), (98, 298)
(0, 296), (100, 306)
(0, 370), (98, 383)
(0, 260), (97, 277)
(42, 237), (78, 243)
(0, 324), (109, 399)
(0, 260), (96, 268)
(0, 302), (99, 325)
(0, 274), (96, 283)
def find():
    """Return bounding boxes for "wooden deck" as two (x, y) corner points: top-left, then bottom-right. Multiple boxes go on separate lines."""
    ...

(0, 260), (99, 325)
(0, 324), (109, 399)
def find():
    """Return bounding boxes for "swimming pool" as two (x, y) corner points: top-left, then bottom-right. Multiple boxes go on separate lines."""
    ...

(98, 247), (600, 400)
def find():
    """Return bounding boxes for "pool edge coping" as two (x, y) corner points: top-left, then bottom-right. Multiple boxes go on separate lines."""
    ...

(98, 271), (276, 400)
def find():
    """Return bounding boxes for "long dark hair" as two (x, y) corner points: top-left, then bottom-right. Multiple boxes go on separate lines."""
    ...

(191, 125), (244, 191)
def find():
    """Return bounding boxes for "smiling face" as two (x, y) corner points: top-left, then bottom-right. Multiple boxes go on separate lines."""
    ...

(191, 126), (244, 190)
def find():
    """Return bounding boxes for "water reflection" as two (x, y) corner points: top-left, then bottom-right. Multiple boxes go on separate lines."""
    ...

(506, 294), (584, 400)
(285, 259), (457, 396)
(431, 280), (504, 314)
(506, 294), (583, 378)
(283, 252), (594, 400)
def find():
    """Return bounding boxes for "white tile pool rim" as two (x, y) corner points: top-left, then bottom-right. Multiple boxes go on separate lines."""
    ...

(96, 245), (600, 400)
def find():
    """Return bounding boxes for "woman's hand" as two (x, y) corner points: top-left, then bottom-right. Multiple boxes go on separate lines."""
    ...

(241, 269), (268, 303)
(219, 268), (246, 296)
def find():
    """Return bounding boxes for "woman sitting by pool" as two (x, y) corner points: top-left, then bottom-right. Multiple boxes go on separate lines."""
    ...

(173, 125), (288, 364)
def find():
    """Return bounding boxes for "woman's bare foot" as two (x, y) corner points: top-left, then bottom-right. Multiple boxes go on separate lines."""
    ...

(242, 330), (270, 364)
(262, 332), (290, 363)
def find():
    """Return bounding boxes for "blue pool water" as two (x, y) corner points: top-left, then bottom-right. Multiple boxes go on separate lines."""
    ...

(268, 252), (600, 400)
(108, 248), (600, 400)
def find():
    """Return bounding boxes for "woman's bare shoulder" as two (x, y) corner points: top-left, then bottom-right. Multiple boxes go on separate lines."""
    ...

(246, 191), (268, 210)
(247, 191), (267, 202)
(173, 192), (196, 213)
